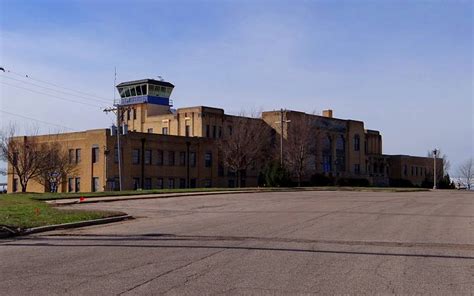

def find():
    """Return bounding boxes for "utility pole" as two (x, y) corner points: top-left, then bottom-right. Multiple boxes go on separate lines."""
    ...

(433, 148), (438, 190)
(103, 67), (123, 191)
(104, 107), (123, 191)
(275, 108), (291, 167)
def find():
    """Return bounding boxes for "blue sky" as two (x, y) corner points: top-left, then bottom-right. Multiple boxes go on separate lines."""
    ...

(0, 0), (472, 180)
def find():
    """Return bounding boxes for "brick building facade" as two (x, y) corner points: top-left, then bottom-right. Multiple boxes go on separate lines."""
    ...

(7, 79), (441, 192)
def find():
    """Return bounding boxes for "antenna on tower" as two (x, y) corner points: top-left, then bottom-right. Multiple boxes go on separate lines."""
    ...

(113, 67), (117, 105)
(157, 75), (164, 82)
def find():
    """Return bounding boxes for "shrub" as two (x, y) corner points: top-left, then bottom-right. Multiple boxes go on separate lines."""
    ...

(389, 178), (414, 188)
(309, 173), (334, 186)
(336, 178), (370, 187)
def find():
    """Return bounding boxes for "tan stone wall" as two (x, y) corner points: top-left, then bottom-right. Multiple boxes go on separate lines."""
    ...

(7, 129), (109, 193)
(388, 155), (443, 186)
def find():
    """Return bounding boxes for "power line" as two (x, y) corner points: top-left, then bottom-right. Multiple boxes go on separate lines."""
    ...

(0, 109), (77, 131)
(0, 81), (107, 109)
(4, 68), (113, 102)
(1, 75), (111, 104)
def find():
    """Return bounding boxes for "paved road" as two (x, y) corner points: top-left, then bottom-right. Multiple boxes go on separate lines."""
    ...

(1, 190), (473, 295)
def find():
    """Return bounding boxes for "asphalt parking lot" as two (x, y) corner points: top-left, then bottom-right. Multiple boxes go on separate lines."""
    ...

(1, 190), (473, 295)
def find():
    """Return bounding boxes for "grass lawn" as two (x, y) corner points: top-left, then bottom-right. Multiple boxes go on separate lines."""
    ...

(0, 194), (124, 230)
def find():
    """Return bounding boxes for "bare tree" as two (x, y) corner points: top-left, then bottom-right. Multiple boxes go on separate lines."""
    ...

(33, 141), (77, 192)
(458, 158), (473, 190)
(218, 113), (272, 187)
(283, 114), (318, 186)
(0, 124), (48, 192)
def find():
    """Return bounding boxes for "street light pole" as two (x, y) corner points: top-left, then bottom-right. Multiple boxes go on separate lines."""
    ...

(433, 148), (438, 190)
(275, 108), (291, 167)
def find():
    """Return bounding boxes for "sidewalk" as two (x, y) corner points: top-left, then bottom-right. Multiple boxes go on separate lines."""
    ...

(46, 189), (260, 205)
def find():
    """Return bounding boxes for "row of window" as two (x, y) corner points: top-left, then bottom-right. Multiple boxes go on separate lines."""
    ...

(132, 177), (212, 190)
(68, 147), (101, 164)
(67, 177), (100, 193)
(127, 149), (213, 167)
(404, 165), (428, 177)
(118, 84), (171, 98)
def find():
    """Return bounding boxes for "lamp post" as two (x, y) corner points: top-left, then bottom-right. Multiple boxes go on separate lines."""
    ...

(275, 109), (291, 167)
(433, 149), (438, 190)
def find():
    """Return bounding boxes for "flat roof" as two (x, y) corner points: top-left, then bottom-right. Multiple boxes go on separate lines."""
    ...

(116, 79), (174, 88)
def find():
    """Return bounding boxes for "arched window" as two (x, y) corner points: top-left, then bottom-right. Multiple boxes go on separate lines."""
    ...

(322, 135), (332, 173)
(336, 135), (345, 172)
(354, 134), (360, 151)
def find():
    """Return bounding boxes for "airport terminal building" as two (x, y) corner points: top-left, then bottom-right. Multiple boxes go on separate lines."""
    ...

(7, 79), (441, 193)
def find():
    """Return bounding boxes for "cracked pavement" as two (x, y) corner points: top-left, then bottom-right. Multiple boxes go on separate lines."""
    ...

(1, 190), (473, 295)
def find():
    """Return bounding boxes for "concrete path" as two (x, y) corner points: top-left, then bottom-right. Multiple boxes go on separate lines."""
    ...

(1, 190), (473, 295)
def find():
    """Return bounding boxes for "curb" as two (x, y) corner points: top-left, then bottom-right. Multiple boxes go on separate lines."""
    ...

(48, 190), (269, 205)
(48, 187), (430, 206)
(1, 215), (133, 238)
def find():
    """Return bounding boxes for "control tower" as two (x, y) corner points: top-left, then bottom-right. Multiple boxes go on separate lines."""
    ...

(116, 78), (175, 131)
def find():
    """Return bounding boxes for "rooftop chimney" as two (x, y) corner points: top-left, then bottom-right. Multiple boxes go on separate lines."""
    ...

(322, 109), (333, 118)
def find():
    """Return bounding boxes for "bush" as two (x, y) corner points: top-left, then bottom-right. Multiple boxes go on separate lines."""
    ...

(309, 174), (334, 186)
(422, 174), (455, 189)
(389, 178), (414, 188)
(336, 178), (370, 187)
(260, 162), (292, 187)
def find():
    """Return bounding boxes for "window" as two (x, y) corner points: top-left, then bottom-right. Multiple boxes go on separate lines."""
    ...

(404, 165), (408, 176)
(141, 85), (147, 96)
(354, 164), (360, 174)
(92, 177), (100, 192)
(133, 178), (140, 190)
(205, 152), (212, 167)
(127, 109), (131, 120)
(411, 166), (414, 176)
(13, 178), (18, 192)
(75, 178), (81, 192)
(190, 152), (196, 167)
(168, 151), (175, 166)
(322, 135), (332, 173)
(364, 141), (368, 154)
(156, 150), (163, 165)
(130, 87), (136, 96)
(190, 178), (197, 188)
(68, 149), (74, 164)
(132, 149), (140, 165)
(179, 152), (186, 166)
(335, 135), (345, 172)
(145, 150), (152, 165)
(415, 167), (419, 176)
(185, 125), (190, 137)
(12, 152), (18, 166)
(133, 108), (137, 120)
(212, 126), (217, 138)
(157, 178), (163, 189)
(136, 85), (142, 96)
(75, 149), (81, 163)
(144, 178), (152, 190)
(168, 178), (175, 189)
(206, 125), (210, 138)
(179, 178), (186, 189)
(114, 147), (120, 163)
(162, 127), (169, 135)
(92, 147), (99, 164)
(68, 178), (74, 192)
(228, 179), (235, 188)
(218, 126), (222, 138)
(147, 128), (153, 133)
(228, 125), (233, 136)
(354, 135), (360, 151)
